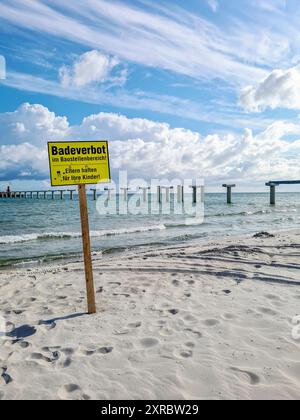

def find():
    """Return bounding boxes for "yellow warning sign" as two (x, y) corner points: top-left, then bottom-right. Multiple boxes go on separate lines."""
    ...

(48, 141), (111, 187)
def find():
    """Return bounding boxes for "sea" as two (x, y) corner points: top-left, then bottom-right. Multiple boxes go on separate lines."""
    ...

(0, 193), (299, 268)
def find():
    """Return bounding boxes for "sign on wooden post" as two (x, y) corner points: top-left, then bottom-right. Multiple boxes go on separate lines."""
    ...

(48, 141), (111, 314)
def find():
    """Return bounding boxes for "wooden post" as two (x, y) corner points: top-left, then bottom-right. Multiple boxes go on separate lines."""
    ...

(60, 190), (64, 200)
(78, 184), (96, 314)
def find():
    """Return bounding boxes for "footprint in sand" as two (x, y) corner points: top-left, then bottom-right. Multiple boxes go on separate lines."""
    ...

(203, 319), (220, 327)
(61, 357), (72, 368)
(172, 279), (180, 286)
(159, 327), (174, 337)
(185, 329), (203, 338)
(128, 321), (142, 329)
(61, 348), (75, 356)
(1, 367), (12, 385)
(184, 314), (198, 323)
(175, 348), (193, 359)
(40, 321), (57, 331)
(58, 384), (90, 400)
(13, 310), (24, 315)
(258, 307), (278, 316)
(264, 294), (280, 301)
(30, 351), (60, 364)
(222, 313), (236, 321)
(140, 338), (159, 348)
(15, 340), (31, 349)
(187, 280), (195, 285)
(108, 282), (121, 288)
(113, 293), (130, 298)
(230, 367), (260, 385)
(98, 347), (114, 354)
(184, 342), (195, 349)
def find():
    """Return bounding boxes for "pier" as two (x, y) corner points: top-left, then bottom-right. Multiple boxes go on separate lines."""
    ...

(2, 181), (299, 206)
(0, 189), (76, 200)
(223, 184), (236, 204)
(266, 180), (300, 205)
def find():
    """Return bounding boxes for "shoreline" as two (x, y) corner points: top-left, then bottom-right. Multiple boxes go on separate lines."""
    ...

(0, 229), (299, 399)
(2, 226), (300, 272)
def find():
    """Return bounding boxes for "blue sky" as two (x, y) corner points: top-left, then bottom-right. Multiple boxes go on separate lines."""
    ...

(1, 0), (300, 191)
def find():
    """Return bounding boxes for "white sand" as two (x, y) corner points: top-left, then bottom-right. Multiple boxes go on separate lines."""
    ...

(0, 230), (300, 400)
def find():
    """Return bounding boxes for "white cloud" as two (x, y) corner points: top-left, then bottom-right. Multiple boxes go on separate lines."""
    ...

(240, 67), (300, 112)
(0, 103), (69, 146)
(59, 50), (125, 88)
(0, 0), (271, 84)
(251, 0), (286, 14)
(3, 70), (276, 131)
(1, 103), (300, 185)
(207, 0), (219, 13)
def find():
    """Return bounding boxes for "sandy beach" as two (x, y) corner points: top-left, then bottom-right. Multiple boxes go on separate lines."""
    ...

(0, 229), (299, 400)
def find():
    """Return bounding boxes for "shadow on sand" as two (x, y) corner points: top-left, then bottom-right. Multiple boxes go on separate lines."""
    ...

(1, 312), (87, 341)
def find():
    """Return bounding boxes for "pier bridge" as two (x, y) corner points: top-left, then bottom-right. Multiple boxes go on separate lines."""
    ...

(266, 181), (300, 205)
(0, 189), (76, 200)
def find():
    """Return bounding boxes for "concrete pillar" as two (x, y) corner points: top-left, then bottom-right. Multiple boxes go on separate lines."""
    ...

(158, 186), (174, 203)
(139, 187), (150, 202)
(227, 187), (232, 204)
(201, 186), (205, 203)
(266, 182), (277, 205)
(157, 186), (162, 204)
(120, 188), (129, 202)
(177, 185), (184, 204)
(223, 184), (236, 204)
(104, 188), (114, 200)
(90, 189), (97, 201)
(190, 186), (204, 204)
(165, 187), (170, 203)
(193, 187), (197, 204)
(270, 185), (276, 205)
